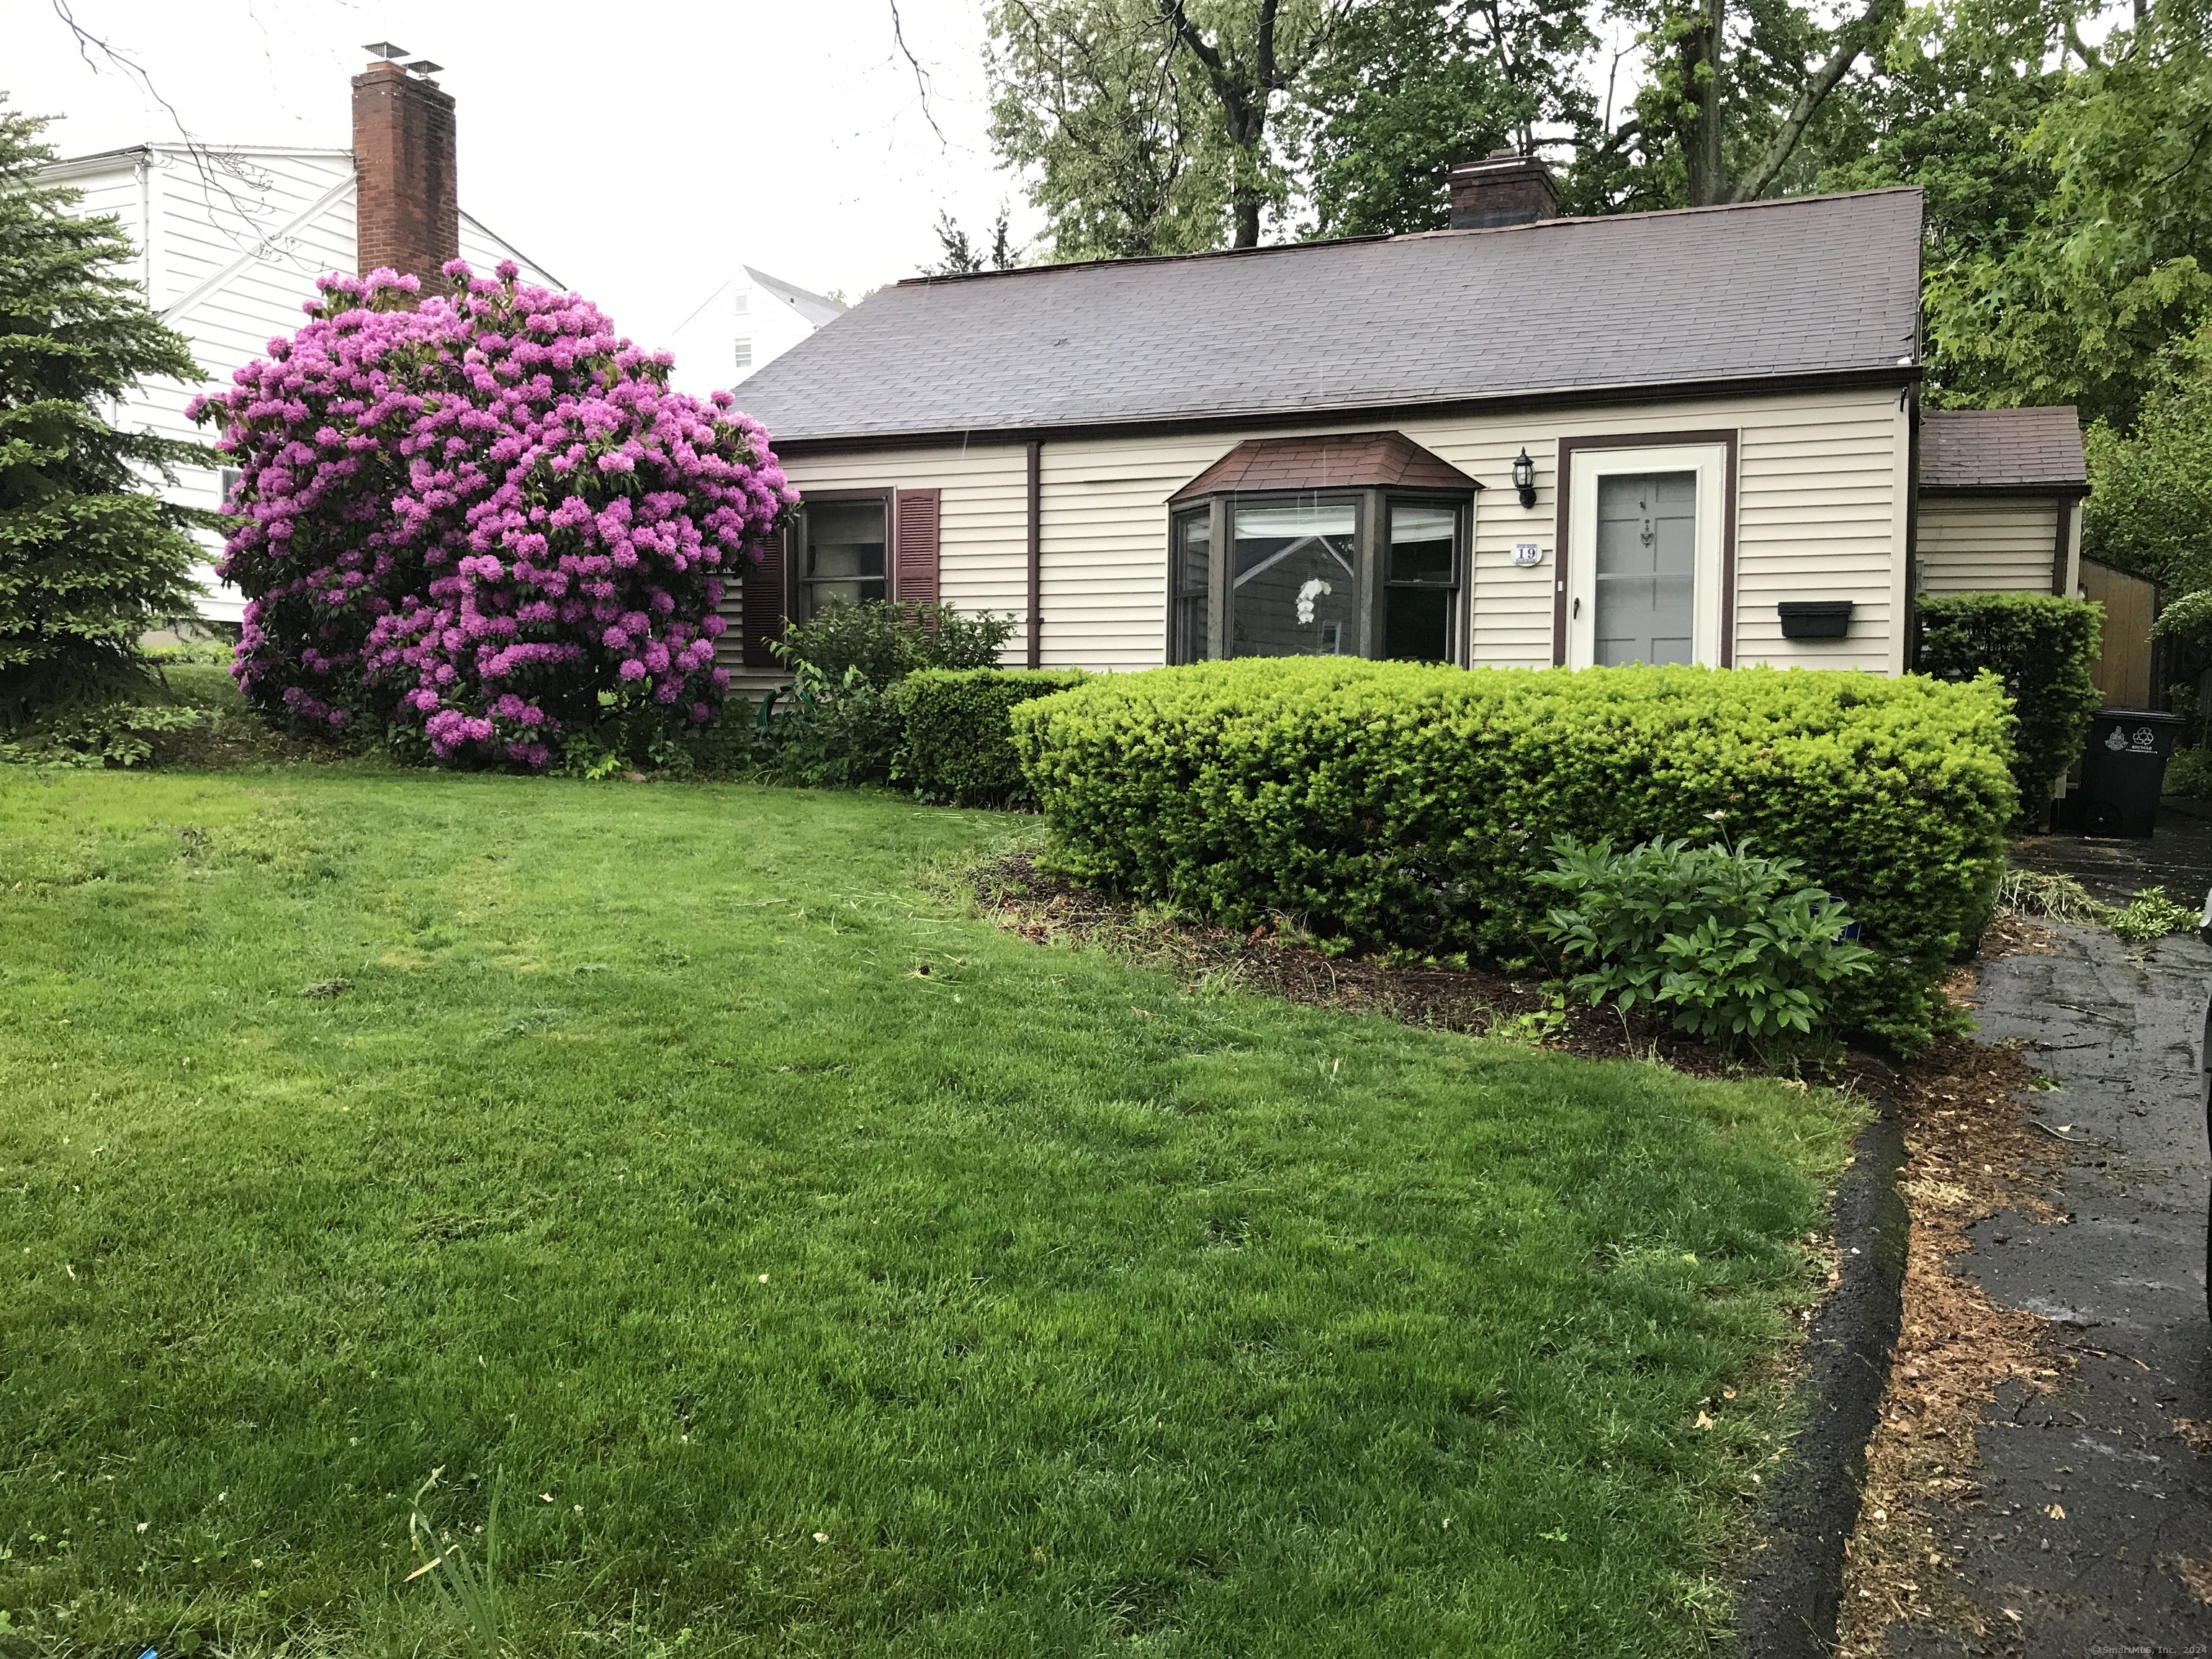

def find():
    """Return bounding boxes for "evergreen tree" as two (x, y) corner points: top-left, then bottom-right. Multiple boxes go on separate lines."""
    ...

(0, 96), (210, 728)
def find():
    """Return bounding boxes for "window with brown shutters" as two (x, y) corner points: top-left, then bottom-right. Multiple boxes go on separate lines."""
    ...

(893, 488), (941, 606)
(738, 536), (787, 667)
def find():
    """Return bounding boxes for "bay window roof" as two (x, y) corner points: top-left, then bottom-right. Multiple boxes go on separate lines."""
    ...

(1170, 431), (1483, 502)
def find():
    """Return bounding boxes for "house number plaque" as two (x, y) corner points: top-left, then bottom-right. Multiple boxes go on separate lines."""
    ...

(1511, 542), (1544, 567)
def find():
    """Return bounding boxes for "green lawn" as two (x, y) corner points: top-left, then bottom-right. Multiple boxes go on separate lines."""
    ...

(0, 771), (1855, 1658)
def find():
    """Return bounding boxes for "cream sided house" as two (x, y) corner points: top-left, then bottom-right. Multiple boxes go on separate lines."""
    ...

(42, 50), (558, 629)
(728, 157), (2091, 688)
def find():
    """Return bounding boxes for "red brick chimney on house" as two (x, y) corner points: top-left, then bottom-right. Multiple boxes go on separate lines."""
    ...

(1448, 150), (1559, 230)
(351, 50), (459, 287)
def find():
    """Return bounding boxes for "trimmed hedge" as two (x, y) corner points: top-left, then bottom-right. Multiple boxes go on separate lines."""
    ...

(1917, 593), (2103, 827)
(895, 667), (1091, 806)
(1011, 660), (2018, 1052)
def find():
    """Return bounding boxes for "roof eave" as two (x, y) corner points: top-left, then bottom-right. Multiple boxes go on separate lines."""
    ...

(1919, 481), (2090, 499)
(757, 362), (1924, 457)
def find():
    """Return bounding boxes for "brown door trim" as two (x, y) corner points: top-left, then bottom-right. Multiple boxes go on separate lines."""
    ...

(2051, 497), (2074, 597)
(1552, 429), (1741, 667)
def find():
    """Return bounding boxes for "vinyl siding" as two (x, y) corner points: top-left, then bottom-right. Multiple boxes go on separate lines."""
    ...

(1917, 498), (2061, 595)
(44, 145), (559, 624)
(726, 444), (1032, 691)
(770, 383), (1910, 676)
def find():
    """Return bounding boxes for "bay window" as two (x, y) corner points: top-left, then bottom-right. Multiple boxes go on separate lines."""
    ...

(1166, 432), (1480, 666)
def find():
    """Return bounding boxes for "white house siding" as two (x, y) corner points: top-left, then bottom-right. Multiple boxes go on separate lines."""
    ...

(1917, 499), (2061, 595)
(44, 146), (559, 627)
(766, 382), (1909, 678)
(667, 271), (832, 401)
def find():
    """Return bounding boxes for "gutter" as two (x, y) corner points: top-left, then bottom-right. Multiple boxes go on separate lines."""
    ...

(760, 364), (1925, 459)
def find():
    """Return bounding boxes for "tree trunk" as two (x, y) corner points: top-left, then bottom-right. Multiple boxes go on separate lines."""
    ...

(1683, 0), (1727, 206)
(1231, 194), (1262, 248)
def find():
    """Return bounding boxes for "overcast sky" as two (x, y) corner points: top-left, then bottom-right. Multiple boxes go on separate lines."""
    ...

(9, 0), (1037, 352)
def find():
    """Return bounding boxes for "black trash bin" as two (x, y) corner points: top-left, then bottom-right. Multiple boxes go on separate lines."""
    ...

(2077, 709), (2186, 837)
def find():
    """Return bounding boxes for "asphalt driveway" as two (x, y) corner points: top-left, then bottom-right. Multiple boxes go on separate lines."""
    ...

(1893, 922), (2212, 1655)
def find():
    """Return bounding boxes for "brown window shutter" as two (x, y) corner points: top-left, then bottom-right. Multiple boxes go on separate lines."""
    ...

(739, 534), (787, 667)
(894, 488), (941, 606)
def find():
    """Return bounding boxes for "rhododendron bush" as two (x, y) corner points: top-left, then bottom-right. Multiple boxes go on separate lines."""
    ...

(191, 261), (792, 768)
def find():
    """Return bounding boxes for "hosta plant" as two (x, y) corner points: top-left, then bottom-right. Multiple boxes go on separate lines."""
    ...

(1534, 832), (1876, 1047)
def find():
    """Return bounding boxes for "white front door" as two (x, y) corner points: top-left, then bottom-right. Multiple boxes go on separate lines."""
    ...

(1593, 472), (1697, 665)
(1563, 441), (1731, 669)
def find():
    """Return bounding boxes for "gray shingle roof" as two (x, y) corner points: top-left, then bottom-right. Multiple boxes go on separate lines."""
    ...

(1920, 406), (2087, 492)
(738, 188), (1924, 447)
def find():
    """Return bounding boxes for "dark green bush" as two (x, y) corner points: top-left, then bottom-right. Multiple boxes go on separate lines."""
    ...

(747, 601), (1021, 789)
(774, 599), (1013, 689)
(894, 667), (1090, 806)
(1534, 835), (1875, 1047)
(744, 667), (905, 789)
(1916, 593), (2103, 825)
(1011, 660), (2018, 1053)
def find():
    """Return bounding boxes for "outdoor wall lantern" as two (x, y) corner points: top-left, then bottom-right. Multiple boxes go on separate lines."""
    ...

(1511, 448), (1537, 509)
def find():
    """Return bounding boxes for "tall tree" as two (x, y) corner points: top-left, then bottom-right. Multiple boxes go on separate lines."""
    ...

(986, 0), (1339, 254)
(1807, 0), (2074, 404)
(1586, 0), (1905, 207)
(1157, 0), (1344, 246)
(0, 96), (209, 727)
(987, 0), (1232, 257)
(1920, 0), (2212, 424)
(1293, 0), (1602, 236)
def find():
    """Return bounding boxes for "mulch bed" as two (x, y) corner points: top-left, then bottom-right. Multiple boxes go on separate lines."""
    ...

(976, 850), (2077, 1656)
(974, 849), (1903, 1094)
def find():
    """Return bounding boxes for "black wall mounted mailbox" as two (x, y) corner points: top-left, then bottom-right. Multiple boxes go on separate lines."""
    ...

(1777, 599), (1853, 639)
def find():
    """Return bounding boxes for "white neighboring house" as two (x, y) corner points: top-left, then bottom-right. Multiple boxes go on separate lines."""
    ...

(40, 55), (559, 629)
(665, 266), (845, 400)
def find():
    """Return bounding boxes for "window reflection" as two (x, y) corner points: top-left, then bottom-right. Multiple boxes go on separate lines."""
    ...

(1384, 503), (1457, 662)
(1231, 501), (1358, 657)
(799, 498), (886, 620)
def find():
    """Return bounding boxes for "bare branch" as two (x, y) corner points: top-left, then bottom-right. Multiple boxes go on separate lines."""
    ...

(887, 0), (948, 145)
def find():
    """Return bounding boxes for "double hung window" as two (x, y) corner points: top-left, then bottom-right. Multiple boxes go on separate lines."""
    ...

(1382, 503), (1460, 662)
(794, 496), (888, 622)
(1171, 509), (1213, 663)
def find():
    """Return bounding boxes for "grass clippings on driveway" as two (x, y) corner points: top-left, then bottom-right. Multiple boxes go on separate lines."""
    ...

(0, 772), (1858, 1658)
(1835, 987), (2068, 1653)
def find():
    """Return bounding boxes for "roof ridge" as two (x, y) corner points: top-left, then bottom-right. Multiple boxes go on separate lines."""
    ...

(891, 186), (1923, 290)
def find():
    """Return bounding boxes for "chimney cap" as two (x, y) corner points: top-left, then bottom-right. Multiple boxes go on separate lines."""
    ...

(363, 40), (409, 60)
(405, 60), (445, 76)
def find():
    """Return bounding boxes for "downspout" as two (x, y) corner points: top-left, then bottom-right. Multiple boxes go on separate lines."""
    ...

(1903, 382), (1923, 672)
(1025, 440), (1043, 668)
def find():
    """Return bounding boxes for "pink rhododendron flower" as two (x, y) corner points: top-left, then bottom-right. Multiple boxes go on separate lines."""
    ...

(197, 262), (791, 768)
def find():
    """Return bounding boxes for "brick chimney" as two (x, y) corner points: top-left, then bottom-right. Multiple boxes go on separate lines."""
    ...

(351, 55), (459, 287)
(1449, 150), (1559, 230)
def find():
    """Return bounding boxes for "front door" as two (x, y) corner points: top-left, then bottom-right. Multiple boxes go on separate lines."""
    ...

(1593, 472), (1696, 666)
